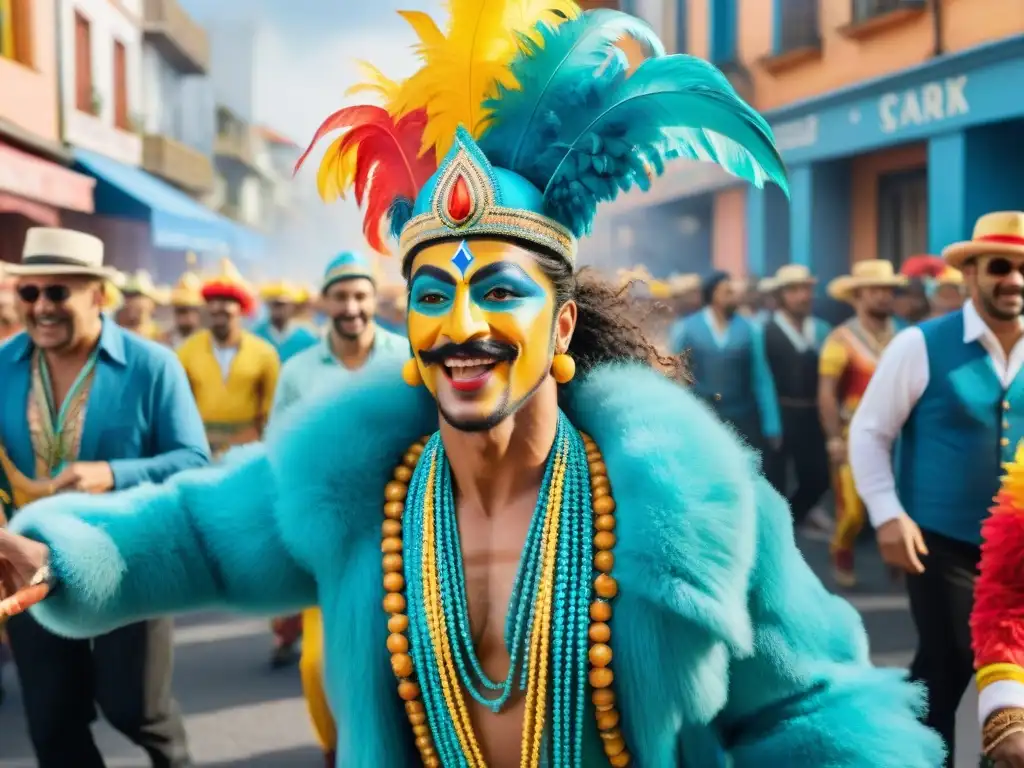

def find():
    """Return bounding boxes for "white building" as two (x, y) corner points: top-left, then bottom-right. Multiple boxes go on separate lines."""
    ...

(139, 0), (215, 196)
(59, 0), (143, 165)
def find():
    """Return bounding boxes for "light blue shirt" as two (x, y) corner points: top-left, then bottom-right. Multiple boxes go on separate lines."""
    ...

(0, 320), (210, 500)
(270, 324), (408, 423)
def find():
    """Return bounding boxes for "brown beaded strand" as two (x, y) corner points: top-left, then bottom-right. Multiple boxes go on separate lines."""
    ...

(381, 436), (441, 767)
(581, 433), (630, 768)
(383, 433), (632, 767)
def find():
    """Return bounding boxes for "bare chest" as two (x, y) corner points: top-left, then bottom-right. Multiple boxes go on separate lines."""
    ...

(458, 499), (535, 767)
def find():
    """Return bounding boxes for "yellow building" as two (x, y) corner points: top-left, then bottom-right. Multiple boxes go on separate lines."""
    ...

(584, 0), (1024, 289)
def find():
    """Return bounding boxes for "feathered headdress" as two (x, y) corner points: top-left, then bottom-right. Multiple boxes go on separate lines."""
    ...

(296, 1), (789, 268)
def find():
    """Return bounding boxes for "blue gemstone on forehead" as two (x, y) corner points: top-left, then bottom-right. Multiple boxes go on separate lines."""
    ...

(451, 241), (474, 276)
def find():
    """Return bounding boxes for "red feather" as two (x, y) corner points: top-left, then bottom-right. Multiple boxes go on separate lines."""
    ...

(296, 105), (436, 255)
(900, 255), (947, 279)
(972, 490), (1024, 669)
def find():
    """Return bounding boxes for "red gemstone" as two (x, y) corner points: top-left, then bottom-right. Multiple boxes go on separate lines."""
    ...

(446, 175), (472, 223)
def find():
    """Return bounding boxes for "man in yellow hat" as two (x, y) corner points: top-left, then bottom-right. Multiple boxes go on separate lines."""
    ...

(761, 265), (833, 532)
(926, 267), (965, 319)
(252, 281), (319, 363)
(115, 270), (167, 342)
(817, 259), (905, 588)
(166, 271), (204, 349)
(847, 211), (1024, 766)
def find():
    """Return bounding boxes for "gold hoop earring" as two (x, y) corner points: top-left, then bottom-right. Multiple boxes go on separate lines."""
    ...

(550, 353), (576, 384)
(401, 358), (423, 387)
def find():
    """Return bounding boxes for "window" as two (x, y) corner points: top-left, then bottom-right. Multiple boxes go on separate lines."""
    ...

(0, 0), (32, 66)
(777, 0), (820, 53)
(674, 0), (687, 54)
(877, 168), (927, 271)
(851, 0), (924, 23)
(74, 12), (92, 113)
(113, 40), (128, 129)
(708, 0), (736, 64)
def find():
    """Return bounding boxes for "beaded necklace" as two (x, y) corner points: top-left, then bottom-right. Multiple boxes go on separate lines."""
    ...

(382, 412), (631, 767)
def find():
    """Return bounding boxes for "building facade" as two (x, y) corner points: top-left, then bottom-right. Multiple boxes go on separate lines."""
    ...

(0, 0), (94, 264)
(585, 0), (1024, 293)
(140, 0), (215, 198)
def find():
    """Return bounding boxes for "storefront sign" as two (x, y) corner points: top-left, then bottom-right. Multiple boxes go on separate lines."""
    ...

(879, 76), (970, 133)
(0, 143), (95, 212)
(773, 115), (819, 151)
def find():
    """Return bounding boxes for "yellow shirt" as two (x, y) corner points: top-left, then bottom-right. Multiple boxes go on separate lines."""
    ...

(177, 330), (280, 432)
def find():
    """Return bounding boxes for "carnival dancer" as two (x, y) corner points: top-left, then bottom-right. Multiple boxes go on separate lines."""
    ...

(0, 5), (943, 767)
(761, 264), (832, 530)
(817, 259), (904, 588)
(0, 227), (207, 768)
(166, 271), (204, 349)
(671, 269), (781, 453)
(268, 249), (408, 764)
(115, 270), (168, 342)
(253, 281), (319, 363)
(850, 212), (1024, 766)
(176, 259), (279, 458)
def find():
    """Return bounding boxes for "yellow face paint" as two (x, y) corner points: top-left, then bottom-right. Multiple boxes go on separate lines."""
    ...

(406, 239), (556, 430)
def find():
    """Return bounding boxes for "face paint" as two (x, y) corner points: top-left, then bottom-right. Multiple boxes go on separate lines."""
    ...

(407, 239), (556, 431)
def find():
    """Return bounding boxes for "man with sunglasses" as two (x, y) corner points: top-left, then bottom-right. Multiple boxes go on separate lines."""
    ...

(0, 227), (208, 767)
(849, 211), (1024, 767)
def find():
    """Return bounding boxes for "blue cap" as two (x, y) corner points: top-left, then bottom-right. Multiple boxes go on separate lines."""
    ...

(322, 251), (374, 292)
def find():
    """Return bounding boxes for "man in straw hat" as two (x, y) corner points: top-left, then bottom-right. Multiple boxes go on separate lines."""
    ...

(927, 266), (965, 319)
(671, 269), (781, 453)
(760, 265), (832, 532)
(177, 259), (280, 460)
(166, 271), (204, 349)
(0, 227), (207, 766)
(115, 270), (169, 342)
(253, 280), (319, 364)
(845, 212), (1024, 766)
(266, 249), (408, 764)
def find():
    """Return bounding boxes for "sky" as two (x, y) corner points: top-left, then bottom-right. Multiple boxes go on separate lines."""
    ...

(178, 0), (443, 280)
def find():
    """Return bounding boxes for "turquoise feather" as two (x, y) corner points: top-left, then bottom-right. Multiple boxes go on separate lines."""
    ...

(387, 196), (414, 240)
(480, 9), (664, 181)
(535, 54), (789, 236)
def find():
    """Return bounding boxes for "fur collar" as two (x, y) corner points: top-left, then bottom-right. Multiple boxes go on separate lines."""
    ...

(266, 359), (761, 763)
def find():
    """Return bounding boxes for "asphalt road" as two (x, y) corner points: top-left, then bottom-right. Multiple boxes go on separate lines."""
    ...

(0, 533), (981, 767)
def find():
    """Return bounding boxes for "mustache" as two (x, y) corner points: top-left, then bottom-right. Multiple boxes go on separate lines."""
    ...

(996, 287), (1024, 297)
(419, 339), (518, 366)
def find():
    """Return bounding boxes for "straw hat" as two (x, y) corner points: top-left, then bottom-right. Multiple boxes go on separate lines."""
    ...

(170, 271), (203, 308)
(200, 259), (256, 315)
(935, 266), (964, 286)
(259, 280), (301, 303)
(827, 260), (907, 304)
(942, 211), (1024, 269)
(5, 227), (117, 280)
(667, 273), (700, 296)
(770, 264), (816, 290)
(121, 270), (169, 304)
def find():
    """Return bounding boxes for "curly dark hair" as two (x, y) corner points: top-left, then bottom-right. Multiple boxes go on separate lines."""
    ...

(402, 239), (690, 385)
(530, 250), (691, 385)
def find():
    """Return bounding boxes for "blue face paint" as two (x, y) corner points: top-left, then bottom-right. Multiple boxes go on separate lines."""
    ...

(451, 241), (474, 277)
(409, 267), (456, 317)
(469, 262), (547, 319)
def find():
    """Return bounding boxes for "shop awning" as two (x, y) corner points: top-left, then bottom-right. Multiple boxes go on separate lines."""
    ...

(0, 141), (95, 215)
(73, 148), (265, 260)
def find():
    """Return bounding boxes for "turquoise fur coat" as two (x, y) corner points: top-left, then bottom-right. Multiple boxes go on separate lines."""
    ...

(10, 361), (943, 767)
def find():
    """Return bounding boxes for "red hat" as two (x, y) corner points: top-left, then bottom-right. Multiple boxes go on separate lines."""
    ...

(200, 259), (256, 315)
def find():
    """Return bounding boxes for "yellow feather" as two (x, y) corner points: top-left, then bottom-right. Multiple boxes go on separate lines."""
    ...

(345, 61), (402, 105)
(394, 0), (578, 161)
(316, 135), (356, 203)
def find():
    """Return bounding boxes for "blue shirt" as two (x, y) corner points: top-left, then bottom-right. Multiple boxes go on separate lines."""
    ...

(251, 320), (319, 364)
(0, 321), (210, 498)
(270, 325), (409, 423)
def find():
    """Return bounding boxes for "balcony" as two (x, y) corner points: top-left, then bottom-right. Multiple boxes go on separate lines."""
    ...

(214, 129), (257, 170)
(142, 133), (214, 195)
(143, 0), (209, 75)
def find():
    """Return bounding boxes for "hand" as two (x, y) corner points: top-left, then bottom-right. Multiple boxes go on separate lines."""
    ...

(0, 529), (52, 620)
(990, 729), (1024, 767)
(826, 437), (846, 465)
(875, 514), (928, 574)
(52, 462), (114, 494)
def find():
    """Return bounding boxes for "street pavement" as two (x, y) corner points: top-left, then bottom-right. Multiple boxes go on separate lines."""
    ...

(0, 533), (980, 766)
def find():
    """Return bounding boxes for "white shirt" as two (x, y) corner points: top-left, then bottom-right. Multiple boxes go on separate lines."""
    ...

(212, 344), (238, 381)
(772, 312), (817, 353)
(849, 300), (1024, 531)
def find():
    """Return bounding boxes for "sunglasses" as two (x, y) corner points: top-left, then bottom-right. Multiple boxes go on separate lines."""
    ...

(17, 284), (71, 304)
(986, 257), (1024, 278)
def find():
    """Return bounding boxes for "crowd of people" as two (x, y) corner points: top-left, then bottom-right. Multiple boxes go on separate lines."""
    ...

(1, 2), (1024, 767)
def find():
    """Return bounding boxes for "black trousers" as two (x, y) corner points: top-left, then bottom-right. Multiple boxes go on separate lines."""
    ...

(6, 613), (189, 768)
(906, 529), (980, 768)
(777, 404), (830, 524)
